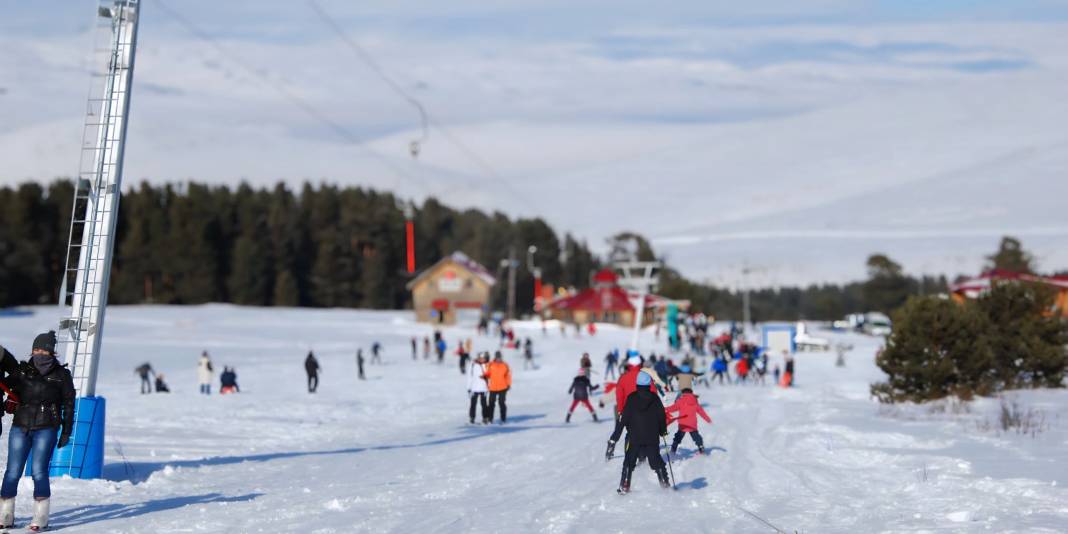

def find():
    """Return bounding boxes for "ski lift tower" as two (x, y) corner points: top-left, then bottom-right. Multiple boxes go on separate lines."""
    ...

(615, 261), (661, 354)
(54, 0), (142, 480)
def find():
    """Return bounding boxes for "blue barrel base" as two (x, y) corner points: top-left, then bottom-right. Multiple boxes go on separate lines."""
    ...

(26, 397), (106, 479)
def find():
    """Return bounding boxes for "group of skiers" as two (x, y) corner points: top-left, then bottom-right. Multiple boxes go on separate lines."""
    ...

(134, 352), (240, 395)
(603, 345), (796, 392)
(602, 354), (714, 494)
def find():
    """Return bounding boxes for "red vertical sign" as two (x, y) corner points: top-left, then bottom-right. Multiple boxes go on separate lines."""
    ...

(405, 220), (416, 274)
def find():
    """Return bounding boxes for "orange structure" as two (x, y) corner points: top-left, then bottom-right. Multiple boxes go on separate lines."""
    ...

(950, 270), (1068, 317)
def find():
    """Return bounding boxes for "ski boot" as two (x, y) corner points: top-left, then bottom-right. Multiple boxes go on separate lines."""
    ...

(29, 498), (48, 532)
(0, 497), (13, 529)
(469, 417), (475, 425)
(565, 412), (572, 423)
(592, 412), (598, 422)
(655, 467), (671, 489)
(698, 445), (705, 455)
(670, 444), (678, 456)
(617, 466), (633, 494)
(605, 439), (617, 461)
(482, 417), (490, 425)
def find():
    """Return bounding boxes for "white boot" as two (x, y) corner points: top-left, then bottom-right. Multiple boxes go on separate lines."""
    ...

(29, 498), (48, 531)
(0, 497), (13, 528)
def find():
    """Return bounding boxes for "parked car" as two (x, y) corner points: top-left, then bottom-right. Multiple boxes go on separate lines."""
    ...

(794, 321), (830, 351)
(862, 312), (892, 336)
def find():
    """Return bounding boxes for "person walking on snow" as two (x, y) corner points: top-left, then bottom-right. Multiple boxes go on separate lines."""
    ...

(672, 364), (703, 391)
(523, 338), (534, 370)
(467, 353), (490, 424)
(566, 368), (599, 423)
(134, 362), (154, 394)
(356, 349), (365, 380)
(456, 340), (470, 375)
(410, 337), (417, 360)
(603, 349), (619, 381)
(608, 371), (671, 493)
(486, 352), (512, 424)
(735, 357), (750, 385)
(305, 351), (320, 393)
(371, 342), (383, 364)
(665, 388), (711, 455)
(0, 331), (75, 531)
(580, 353), (593, 378)
(197, 351), (214, 395)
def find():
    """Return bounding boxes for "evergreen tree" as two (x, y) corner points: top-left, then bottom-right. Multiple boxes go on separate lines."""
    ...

(872, 296), (995, 402)
(863, 254), (912, 314)
(976, 282), (1068, 388)
(985, 236), (1035, 274)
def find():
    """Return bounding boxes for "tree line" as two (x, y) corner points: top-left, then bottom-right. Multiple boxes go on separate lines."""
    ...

(0, 180), (598, 311)
(0, 180), (1048, 323)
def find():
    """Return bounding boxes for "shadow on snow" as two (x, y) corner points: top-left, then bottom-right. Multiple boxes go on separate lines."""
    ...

(51, 492), (263, 528)
(105, 414), (559, 484)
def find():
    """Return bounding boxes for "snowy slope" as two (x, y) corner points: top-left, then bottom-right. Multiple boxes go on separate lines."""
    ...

(0, 305), (1065, 532)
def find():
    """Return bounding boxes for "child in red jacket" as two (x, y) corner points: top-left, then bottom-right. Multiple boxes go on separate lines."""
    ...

(665, 388), (712, 454)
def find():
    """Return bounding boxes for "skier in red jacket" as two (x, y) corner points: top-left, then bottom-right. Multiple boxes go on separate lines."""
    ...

(614, 355), (660, 414)
(665, 388), (712, 455)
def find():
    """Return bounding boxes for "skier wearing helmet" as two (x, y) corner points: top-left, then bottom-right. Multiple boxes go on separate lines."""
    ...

(565, 368), (599, 423)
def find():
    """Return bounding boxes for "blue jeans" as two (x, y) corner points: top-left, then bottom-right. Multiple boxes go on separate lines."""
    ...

(1, 426), (58, 499)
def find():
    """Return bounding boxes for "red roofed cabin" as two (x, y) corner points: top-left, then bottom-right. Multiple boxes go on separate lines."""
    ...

(547, 269), (662, 326)
(950, 270), (1068, 318)
(407, 252), (496, 325)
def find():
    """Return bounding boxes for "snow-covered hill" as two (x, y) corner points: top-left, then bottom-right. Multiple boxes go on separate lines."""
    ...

(4, 7), (1068, 284)
(0, 305), (1064, 532)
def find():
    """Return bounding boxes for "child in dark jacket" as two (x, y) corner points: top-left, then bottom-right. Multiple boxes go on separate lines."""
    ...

(665, 388), (711, 454)
(566, 368), (599, 423)
(607, 370), (670, 493)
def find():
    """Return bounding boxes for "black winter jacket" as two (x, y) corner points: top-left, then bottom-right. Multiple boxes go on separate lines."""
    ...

(611, 389), (666, 446)
(568, 376), (599, 401)
(1, 351), (76, 436)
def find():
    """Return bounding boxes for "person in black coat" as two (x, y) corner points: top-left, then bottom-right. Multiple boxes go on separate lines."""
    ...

(0, 331), (75, 530)
(305, 352), (320, 393)
(607, 370), (670, 493)
(565, 369), (599, 423)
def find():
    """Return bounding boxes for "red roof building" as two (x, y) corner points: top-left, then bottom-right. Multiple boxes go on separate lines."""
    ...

(547, 269), (685, 326)
(950, 269), (1068, 317)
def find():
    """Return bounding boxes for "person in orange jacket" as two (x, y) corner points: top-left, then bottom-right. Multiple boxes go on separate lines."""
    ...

(665, 388), (711, 454)
(486, 351), (512, 423)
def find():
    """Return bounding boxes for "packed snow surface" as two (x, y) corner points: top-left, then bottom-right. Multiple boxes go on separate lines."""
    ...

(0, 305), (1065, 533)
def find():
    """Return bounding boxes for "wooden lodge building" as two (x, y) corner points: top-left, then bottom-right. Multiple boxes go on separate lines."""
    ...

(407, 252), (496, 325)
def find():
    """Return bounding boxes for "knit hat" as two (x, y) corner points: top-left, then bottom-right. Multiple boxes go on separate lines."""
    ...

(636, 370), (652, 386)
(32, 331), (57, 354)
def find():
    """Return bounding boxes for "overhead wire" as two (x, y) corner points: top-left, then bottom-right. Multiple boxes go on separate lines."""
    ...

(151, 0), (431, 190)
(305, 0), (537, 211)
(307, 0), (429, 151)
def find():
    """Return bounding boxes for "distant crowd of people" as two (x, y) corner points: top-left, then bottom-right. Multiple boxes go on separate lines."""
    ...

(134, 350), (240, 396)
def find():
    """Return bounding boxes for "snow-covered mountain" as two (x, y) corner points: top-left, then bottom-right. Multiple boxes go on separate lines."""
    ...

(3, 3), (1067, 284)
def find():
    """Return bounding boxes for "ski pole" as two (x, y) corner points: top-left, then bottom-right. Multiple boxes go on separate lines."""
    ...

(661, 435), (676, 490)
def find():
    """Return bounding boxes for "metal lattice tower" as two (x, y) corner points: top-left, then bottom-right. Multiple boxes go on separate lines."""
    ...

(59, 1), (141, 398)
